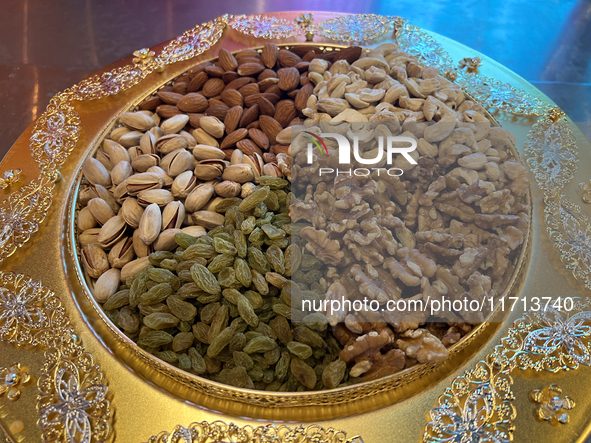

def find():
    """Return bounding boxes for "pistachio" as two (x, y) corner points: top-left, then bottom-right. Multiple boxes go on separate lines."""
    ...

(108, 237), (135, 268)
(133, 229), (153, 258)
(82, 157), (111, 188)
(192, 128), (219, 147)
(162, 201), (185, 230)
(241, 182), (256, 198)
(192, 144), (225, 161)
(185, 183), (215, 213)
(79, 228), (101, 247)
(153, 228), (182, 251)
(191, 211), (225, 229)
(120, 198), (144, 229)
(131, 154), (160, 172)
(139, 131), (157, 155)
(119, 112), (155, 132)
(146, 166), (174, 187)
(87, 198), (115, 226)
(161, 114), (189, 135)
(199, 116), (225, 138)
(109, 126), (130, 143)
(155, 134), (188, 155)
(103, 139), (131, 164)
(120, 256), (151, 282)
(118, 131), (143, 148)
(230, 149), (243, 165)
(194, 160), (225, 181)
(137, 189), (173, 207)
(181, 226), (207, 238)
(222, 164), (255, 183)
(171, 170), (197, 199)
(138, 203), (162, 244)
(214, 180), (242, 198)
(82, 243), (109, 278)
(98, 215), (127, 248)
(93, 268), (121, 303)
(124, 172), (164, 196)
(165, 149), (194, 177)
(111, 161), (133, 186)
(77, 206), (98, 232)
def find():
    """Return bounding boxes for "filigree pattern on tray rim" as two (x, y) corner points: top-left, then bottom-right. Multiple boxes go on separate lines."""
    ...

(313, 13), (398, 43)
(228, 14), (303, 39)
(144, 421), (361, 443)
(0, 271), (112, 443)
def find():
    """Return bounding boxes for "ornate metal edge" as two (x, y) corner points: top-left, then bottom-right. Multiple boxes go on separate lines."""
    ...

(144, 421), (362, 443)
(0, 272), (112, 442)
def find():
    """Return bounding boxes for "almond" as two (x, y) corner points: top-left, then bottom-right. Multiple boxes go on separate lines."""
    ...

(271, 144), (289, 155)
(261, 43), (278, 68)
(222, 71), (239, 83)
(278, 49), (301, 67)
(258, 77), (279, 92)
(295, 61), (311, 73)
(334, 46), (363, 64)
(188, 61), (212, 77)
(295, 83), (313, 111)
(238, 57), (263, 66)
(258, 97), (275, 116)
(238, 83), (260, 99)
(172, 82), (188, 95)
(274, 100), (296, 128)
(220, 128), (248, 149)
(224, 106), (243, 133)
(244, 93), (279, 108)
(139, 96), (162, 111)
(259, 115), (283, 144)
(225, 77), (252, 91)
(205, 65), (225, 78)
(237, 63), (265, 77)
(277, 67), (300, 91)
(157, 91), (184, 105)
(187, 71), (209, 92)
(258, 69), (277, 80)
(202, 78), (225, 97)
(205, 105), (229, 120)
(156, 105), (182, 118)
(188, 113), (205, 128)
(218, 48), (238, 71)
(220, 89), (243, 108)
(265, 85), (281, 97)
(208, 98), (226, 107)
(235, 48), (259, 59)
(177, 93), (208, 113)
(236, 139), (262, 156)
(249, 128), (270, 150)
(240, 104), (259, 127)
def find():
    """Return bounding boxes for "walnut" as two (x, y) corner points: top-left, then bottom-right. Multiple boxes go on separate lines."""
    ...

(396, 329), (448, 363)
(499, 225), (524, 250)
(325, 281), (348, 326)
(457, 179), (495, 204)
(417, 155), (441, 184)
(418, 175), (446, 206)
(361, 349), (405, 381)
(435, 268), (464, 300)
(340, 330), (391, 363)
(333, 176), (377, 209)
(435, 192), (475, 222)
(452, 246), (490, 280)
(350, 264), (401, 303)
(415, 231), (464, 248)
(372, 172), (408, 205)
(424, 242), (462, 265)
(479, 189), (514, 214)
(290, 199), (326, 229)
(299, 227), (344, 265)
(384, 247), (436, 286)
(382, 301), (429, 333)
(404, 188), (422, 227)
(473, 214), (520, 229)
(344, 218), (381, 246)
(333, 322), (358, 346)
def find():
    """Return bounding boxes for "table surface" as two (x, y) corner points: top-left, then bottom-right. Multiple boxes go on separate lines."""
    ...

(1, 0), (590, 162)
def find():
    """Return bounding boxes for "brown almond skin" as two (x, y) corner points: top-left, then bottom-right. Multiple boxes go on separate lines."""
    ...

(265, 85), (281, 97)
(239, 104), (259, 128)
(220, 128), (248, 149)
(188, 113), (205, 128)
(205, 65), (225, 78)
(295, 83), (313, 111)
(188, 61), (212, 77)
(277, 67), (300, 91)
(258, 78), (279, 92)
(139, 96), (162, 111)
(208, 98), (226, 108)
(177, 93), (208, 113)
(235, 48), (259, 59)
(225, 77), (252, 91)
(274, 100), (297, 128)
(157, 91), (184, 105)
(205, 105), (229, 120)
(220, 89), (244, 108)
(156, 105), (182, 118)
(258, 97), (275, 116)
(261, 43), (278, 68)
(245, 93), (279, 108)
(202, 78), (225, 97)
(334, 46), (363, 64)
(237, 63), (265, 77)
(238, 83), (260, 98)
(259, 115), (283, 144)
(249, 128), (270, 150)
(263, 152), (276, 163)
(218, 48), (238, 71)
(222, 71), (239, 83)
(172, 82), (188, 95)
(271, 144), (289, 155)
(258, 69), (277, 81)
(237, 57), (264, 66)
(224, 106), (243, 133)
(277, 49), (301, 67)
(236, 139), (262, 156)
(295, 61), (311, 73)
(188, 71), (209, 92)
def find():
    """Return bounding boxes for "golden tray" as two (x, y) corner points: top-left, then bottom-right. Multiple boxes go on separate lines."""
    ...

(1, 11), (590, 443)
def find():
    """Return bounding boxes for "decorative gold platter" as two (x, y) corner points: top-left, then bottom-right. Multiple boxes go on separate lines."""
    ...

(1, 11), (591, 443)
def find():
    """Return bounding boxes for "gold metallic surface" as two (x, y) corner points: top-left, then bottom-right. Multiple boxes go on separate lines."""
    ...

(1, 11), (590, 443)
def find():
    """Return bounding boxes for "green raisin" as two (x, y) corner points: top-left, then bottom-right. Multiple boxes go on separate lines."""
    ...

(290, 357), (317, 389)
(137, 330), (174, 348)
(188, 347), (206, 374)
(243, 336), (277, 354)
(139, 283), (173, 305)
(103, 289), (130, 311)
(248, 247), (270, 274)
(237, 294), (259, 328)
(207, 254), (235, 274)
(233, 351), (254, 370)
(287, 341), (313, 359)
(239, 186), (270, 211)
(175, 232), (198, 249)
(259, 176), (288, 189)
(190, 264), (221, 295)
(167, 295), (197, 321)
(207, 327), (235, 358)
(143, 312), (180, 330)
(234, 258), (252, 287)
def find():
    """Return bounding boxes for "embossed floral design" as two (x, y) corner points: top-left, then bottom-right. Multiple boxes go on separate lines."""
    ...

(38, 359), (110, 443)
(458, 57), (481, 72)
(228, 14), (303, 39)
(29, 112), (79, 161)
(0, 363), (31, 401)
(522, 306), (591, 367)
(314, 14), (397, 43)
(579, 180), (591, 204)
(530, 384), (575, 425)
(0, 276), (47, 344)
(0, 169), (22, 190)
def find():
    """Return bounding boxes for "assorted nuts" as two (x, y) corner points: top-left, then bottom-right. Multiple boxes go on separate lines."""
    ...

(77, 43), (529, 391)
